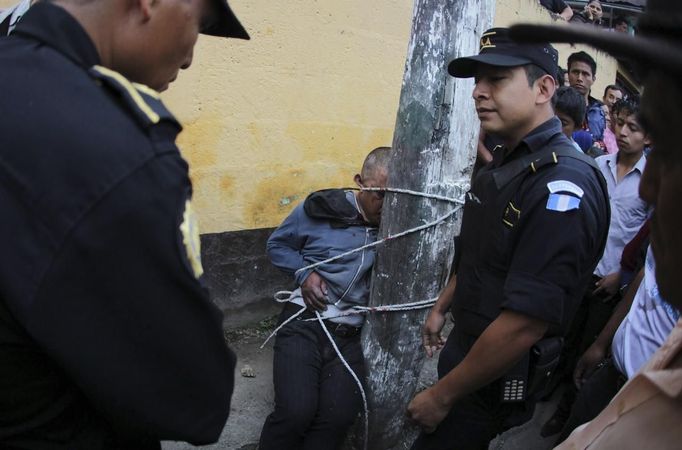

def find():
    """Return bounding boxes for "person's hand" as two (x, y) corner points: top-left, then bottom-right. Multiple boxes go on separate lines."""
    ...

(422, 309), (447, 357)
(301, 271), (328, 311)
(573, 342), (607, 388)
(583, 6), (594, 21)
(407, 386), (450, 434)
(593, 272), (621, 298)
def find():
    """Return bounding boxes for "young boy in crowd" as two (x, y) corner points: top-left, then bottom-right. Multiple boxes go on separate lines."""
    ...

(555, 86), (587, 152)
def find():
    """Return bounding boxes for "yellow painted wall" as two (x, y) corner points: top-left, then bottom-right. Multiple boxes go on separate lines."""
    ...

(163, 1), (414, 233)
(2, 0), (620, 234)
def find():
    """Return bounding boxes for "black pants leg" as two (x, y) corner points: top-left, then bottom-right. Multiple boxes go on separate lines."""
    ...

(556, 359), (625, 444)
(546, 287), (620, 431)
(259, 317), (364, 450)
(411, 331), (533, 450)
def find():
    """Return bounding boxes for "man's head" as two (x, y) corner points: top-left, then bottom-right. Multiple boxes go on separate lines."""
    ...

(509, 0), (682, 307)
(354, 147), (391, 226)
(602, 84), (623, 110)
(554, 86), (586, 138)
(613, 16), (629, 33)
(55, 0), (248, 92)
(611, 98), (650, 157)
(584, 0), (603, 22)
(448, 28), (558, 146)
(567, 51), (597, 98)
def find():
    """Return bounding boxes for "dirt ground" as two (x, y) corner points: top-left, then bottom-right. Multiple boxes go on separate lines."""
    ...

(162, 317), (561, 450)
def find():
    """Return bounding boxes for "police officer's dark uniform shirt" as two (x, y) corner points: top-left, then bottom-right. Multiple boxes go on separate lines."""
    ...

(452, 117), (609, 342)
(0, 3), (236, 449)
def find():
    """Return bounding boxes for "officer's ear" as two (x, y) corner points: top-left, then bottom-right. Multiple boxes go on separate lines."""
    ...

(136, 0), (157, 22)
(535, 74), (556, 107)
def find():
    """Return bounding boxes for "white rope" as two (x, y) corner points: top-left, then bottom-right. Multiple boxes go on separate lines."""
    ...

(263, 184), (467, 449)
(356, 185), (466, 205)
(259, 301), (306, 349)
(314, 310), (370, 450)
(294, 205), (463, 276)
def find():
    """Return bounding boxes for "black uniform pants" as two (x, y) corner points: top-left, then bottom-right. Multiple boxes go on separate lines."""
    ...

(550, 280), (620, 421)
(556, 358), (626, 443)
(259, 306), (365, 450)
(411, 330), (534, 450)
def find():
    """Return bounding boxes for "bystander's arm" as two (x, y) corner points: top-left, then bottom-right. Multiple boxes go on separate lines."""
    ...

(559, 5), (574, 21)
(574, 268), (644, 386)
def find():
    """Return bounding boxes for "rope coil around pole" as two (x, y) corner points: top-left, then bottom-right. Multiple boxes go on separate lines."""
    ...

(263, 183), (468, 450)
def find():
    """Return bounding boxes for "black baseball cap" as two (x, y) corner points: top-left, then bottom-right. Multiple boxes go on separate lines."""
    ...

(508, 0), (682, 77)
(202, 0), (249, 39)
(448, 27), (558, 78)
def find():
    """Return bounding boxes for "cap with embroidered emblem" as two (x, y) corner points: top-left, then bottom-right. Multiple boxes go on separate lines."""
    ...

(448, 27), (558, 78)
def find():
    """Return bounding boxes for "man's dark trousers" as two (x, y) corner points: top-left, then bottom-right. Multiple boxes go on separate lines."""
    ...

(411, 330), (534, 450)
(556, 358), (626, 443)
(259, 307), (365, 450)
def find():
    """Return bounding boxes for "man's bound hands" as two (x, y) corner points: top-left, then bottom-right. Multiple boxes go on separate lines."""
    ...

(301, 271), (328, 311)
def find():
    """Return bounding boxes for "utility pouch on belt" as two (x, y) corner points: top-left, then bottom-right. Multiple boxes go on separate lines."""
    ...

(527, 336), (563, 401)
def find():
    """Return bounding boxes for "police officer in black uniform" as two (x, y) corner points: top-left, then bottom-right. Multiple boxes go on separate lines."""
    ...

(0, 0), (248, 448)
(407, 28), (610, 449)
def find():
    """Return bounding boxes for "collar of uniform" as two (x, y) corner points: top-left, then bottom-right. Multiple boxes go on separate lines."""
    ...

(519, 116), (563, 155)
(490, 118), (562, 167)
(491, 117), (562, 167)
(12, 1), (100, 69)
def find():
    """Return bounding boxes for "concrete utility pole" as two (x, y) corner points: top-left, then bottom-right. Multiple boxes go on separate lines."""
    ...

(359, 1), (495, 449)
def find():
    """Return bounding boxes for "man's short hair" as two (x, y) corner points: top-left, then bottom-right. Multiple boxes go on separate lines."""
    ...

(556, 66), (567, 85)
(555, 86), (586, 126)
(361, 147), (391, 179)
(603, 84), (622, 98)
(523, 64), (551, 87)
(568, 51), (597, 77)
(613, 16), (628, 27)
(613, 97), (642, 123)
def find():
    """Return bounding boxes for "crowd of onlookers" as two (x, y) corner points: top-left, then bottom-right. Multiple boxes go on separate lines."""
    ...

(540, 0), (637, 35)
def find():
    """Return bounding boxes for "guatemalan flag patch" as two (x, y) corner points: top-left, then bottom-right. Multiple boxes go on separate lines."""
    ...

(546, 180), (583, 212)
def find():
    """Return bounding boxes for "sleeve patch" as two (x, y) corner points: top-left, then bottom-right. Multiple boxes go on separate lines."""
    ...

(546, 193), (581, 212)
(180, 200), (204, 278)
(547, 180), (584, 198)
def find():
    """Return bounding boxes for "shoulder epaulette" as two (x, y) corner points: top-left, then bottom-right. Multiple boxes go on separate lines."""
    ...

(529, 151), (559, 173)
(89, 65), (181, 130)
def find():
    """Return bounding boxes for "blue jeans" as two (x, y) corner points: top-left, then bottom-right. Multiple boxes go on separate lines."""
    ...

(259, 306), (365, 450)
(411, 330), (533, 450)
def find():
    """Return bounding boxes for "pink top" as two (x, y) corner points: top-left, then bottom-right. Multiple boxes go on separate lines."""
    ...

(602, 127), (618, 155)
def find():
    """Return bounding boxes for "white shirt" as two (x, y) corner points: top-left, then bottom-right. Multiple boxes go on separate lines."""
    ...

(594, 153), (648, 277)
(612, 246), (680, 378)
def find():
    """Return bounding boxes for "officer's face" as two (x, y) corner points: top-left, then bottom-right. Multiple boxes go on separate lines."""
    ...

(568, 61), (594, 97)
(614, 111), (649, 156)
(355, 169), (388, 226)
(638, 72), (682, 308)
(472, 65), (539, 141)
(116, 0), (212, 91)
